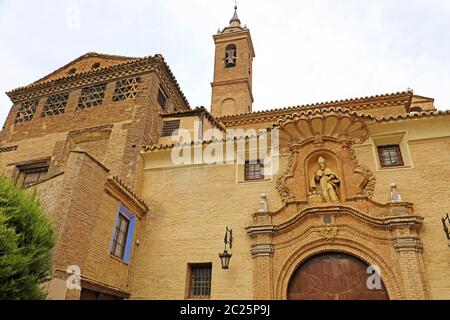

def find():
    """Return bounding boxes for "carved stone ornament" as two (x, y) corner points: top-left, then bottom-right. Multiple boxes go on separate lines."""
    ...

(320, 226), (338, 241)
(274, 108), (375, 203)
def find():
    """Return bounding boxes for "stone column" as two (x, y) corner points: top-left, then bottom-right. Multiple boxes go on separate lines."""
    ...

(388, 203), (429, 300)
(246, 211), (276, 300)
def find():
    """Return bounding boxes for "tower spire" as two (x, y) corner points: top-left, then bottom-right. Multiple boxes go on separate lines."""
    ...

(229, 5), (241, 27)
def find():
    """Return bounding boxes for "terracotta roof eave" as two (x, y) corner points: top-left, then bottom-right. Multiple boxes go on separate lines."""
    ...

(218, 91), (414, 123)
(373, 110), (450, 123)
(108, 176), (150, 212)
(142, 133), (263, 152)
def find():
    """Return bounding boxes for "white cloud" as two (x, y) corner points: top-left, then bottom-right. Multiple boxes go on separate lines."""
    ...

(0, 0), (449, 127)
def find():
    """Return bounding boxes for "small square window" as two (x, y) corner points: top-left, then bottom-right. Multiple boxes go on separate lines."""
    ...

(377, 145), (404, 168)
(111, 213), (130, 260)
(245, 160), (264, 181)
(161, 120), (180, 137)
(187, 264), (212, 299)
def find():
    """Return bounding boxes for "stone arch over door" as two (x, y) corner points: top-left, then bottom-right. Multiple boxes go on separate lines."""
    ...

(274, 238), (403, 300)
(287, 252), (389, 300)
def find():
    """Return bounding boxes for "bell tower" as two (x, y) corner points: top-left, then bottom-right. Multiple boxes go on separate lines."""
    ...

(211, 6), (255, 117)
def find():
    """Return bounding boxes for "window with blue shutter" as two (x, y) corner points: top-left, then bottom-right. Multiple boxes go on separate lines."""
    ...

(110, 204), (136, 263)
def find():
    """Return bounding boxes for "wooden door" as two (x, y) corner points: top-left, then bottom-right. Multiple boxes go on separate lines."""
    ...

(287, 252), (389, 300)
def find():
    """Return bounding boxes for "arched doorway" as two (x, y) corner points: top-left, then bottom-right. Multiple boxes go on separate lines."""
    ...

(287, 252), (389, 300)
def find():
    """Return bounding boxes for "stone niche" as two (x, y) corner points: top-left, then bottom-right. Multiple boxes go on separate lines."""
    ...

(306, 151), (342, 204)
(275, 107), (373, 204)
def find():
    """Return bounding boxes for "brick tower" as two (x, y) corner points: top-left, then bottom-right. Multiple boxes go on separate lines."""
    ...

(211, 6), (255, 117)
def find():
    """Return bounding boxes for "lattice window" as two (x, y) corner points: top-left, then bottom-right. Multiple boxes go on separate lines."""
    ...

(14, 100), (39, 124)
(188, 264), (212, 299)
(77, 83), (107, 110)
(17, 165), (49, 188)
(378, 145), (404, 168)
(245, 160), (264, 181)
(161, 120), (180, 137)
(41, 92), (69, 117)
(157, 88), (168, 110)
(112, 77), (142, 102)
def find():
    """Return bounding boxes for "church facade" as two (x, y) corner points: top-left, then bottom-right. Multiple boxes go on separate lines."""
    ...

(1, 8), (450, 300)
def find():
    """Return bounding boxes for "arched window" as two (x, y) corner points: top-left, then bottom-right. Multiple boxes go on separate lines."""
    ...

(225, 44), (237, 68)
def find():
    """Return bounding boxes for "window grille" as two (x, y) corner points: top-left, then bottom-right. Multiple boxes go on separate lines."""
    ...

(14, 100), (39, 123)
(77, 83), (107, 110)
(377, 145), (404, 168)
(189, 265), (212, 298)
(17, 166), (49, 187)
(245, 160), (264, 181)
(112, 77), (142, 101)
(161, 120), (180, 137)
(41, 92), (69, 117)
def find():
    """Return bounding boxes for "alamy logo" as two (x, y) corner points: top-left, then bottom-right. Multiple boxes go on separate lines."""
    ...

(66, 265), (81, 290)
(169, 124), (281, 177)
(367, 265), (382, 290)
(66, 5), (81, 30)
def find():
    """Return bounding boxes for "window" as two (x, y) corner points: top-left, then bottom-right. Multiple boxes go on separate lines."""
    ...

(245, 160), (264, 181)
(113, 77), (141, 101)
(77, 83), (107, 110)
(91, 62), (101, 69)
(0, 145), (18, 153)
(377, 145), (404, 168)
(157, 88), (168, 109)
(110, 205), (136, 263)
(111, 213), (130, 260)
(41, 92), (69, 117)
(188, 264), (212, 299)
(161, 120), (180, 137)
(225, 44), (237, 68)
(15, 100), (39, 124)
(17, 164), (49, 187)
(68, 68), (77, 75)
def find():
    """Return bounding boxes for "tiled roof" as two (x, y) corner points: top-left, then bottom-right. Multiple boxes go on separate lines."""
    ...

(161, 106), (226, 131)
(143, 106), (450, 152)
(143, 134), (260, 152)
(218, 91), (413, 125)
(373, 109), (450, 122)
(109, 176), (150, 212)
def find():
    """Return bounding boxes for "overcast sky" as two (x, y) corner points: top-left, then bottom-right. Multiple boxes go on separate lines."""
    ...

(1, 0), (449, 125)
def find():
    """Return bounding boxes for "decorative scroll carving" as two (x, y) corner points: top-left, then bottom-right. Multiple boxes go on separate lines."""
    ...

(276, 152), (295, 203)
(274, 108), (375, 203)
(349, 146), (376, 199)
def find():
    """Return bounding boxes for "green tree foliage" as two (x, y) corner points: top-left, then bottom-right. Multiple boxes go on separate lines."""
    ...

(0, 175), (55, 300)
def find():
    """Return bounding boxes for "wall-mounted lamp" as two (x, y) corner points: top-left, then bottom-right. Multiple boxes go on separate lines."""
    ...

(442, 214), (450, 246)
(219, 227), (233, 270)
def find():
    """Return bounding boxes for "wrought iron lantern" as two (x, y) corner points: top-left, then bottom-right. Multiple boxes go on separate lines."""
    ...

(219, 227), (233, 270)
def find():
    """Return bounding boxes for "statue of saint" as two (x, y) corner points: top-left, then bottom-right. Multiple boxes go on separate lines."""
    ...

(311, 157), (340, 203)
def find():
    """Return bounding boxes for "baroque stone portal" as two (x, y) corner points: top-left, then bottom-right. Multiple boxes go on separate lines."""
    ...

(310, 157), (340, 203)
